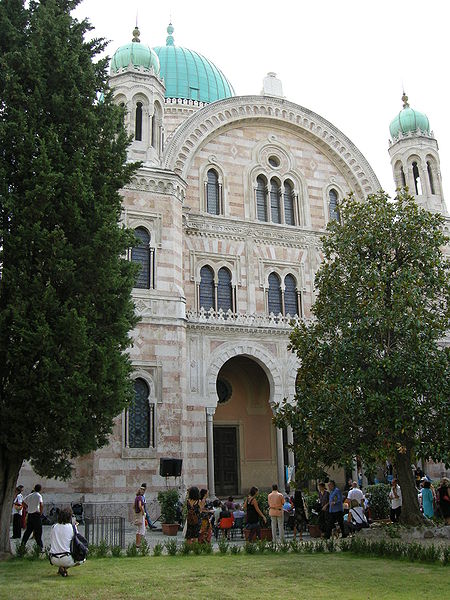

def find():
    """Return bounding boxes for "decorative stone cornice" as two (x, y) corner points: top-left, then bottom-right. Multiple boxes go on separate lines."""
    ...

(183, 210), (323, 247)
(163, 95), (381, 198)
(125, 166), (186, 203)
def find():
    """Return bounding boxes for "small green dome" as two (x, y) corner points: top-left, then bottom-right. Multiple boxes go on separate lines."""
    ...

(152, 23), (234, 104)
(389, 93), (430, 139)
(111, 28), (160, 75)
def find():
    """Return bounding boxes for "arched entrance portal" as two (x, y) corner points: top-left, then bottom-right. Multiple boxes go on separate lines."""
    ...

(213, 356), (277, 496)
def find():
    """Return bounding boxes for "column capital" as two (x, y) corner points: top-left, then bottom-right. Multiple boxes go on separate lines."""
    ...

(206, 406), (216, 418)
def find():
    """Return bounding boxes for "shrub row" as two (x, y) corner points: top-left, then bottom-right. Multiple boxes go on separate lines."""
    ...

(14, 537), (448, 566)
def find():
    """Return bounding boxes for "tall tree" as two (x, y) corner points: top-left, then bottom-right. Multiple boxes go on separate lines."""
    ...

(275, 191), (449, 524)
(0, 0), (139, 554)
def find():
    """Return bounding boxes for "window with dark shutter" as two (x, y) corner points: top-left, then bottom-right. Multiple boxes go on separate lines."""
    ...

(268, 272), (282, 315)
(217, 267), (232, 312)
(131, 227), (150, 289)
(135, 102), (143, 141)
(128, 378), (150, 448)
(284, 181), (295, 225)
(207, 169), (220, 215)
(284, 274), (299, 316)
(329, 189), (340, 222)
(256, 176), (268, 221)
(199, 265), (215, 310)
(270, 179), (281, 223)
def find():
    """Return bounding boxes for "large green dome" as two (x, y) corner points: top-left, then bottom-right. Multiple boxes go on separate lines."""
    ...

(152, 24), (234, 104)
(389, 93), (430, 139)
(111, 27), (160, 75)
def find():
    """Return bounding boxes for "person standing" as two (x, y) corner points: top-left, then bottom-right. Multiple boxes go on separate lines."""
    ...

(21, 484), (44, 550)
(268, 484), (285, 544)
(244, 487), (266, 542)
(318, 481), (329, 535)
(140, 483), (156, 530)
(11, 485), (24, 539)
(437, 478), (450, 524)
(325, 480), (347, 539)
(134, 487), (146, 549)
(292, 489), (308, 541)
(421, 480), (434, 519)
(389, 478), (402, 523)
(185, 486), (201, 543)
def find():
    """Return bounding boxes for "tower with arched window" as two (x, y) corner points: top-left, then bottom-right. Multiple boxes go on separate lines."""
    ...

(109, 27), (166, 166)
(389, 93), (447, 215)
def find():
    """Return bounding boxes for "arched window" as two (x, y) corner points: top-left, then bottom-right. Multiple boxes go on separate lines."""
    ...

(283, 181), (295, 226)
(206, 169), (220, 215)
(256, 176), (268, 221)
(268, 272), (282, 315)
(329, 189), (340, 222)
(284, 274), (299, 316)
(152, 102), (162, 149)
(131, 227), (151, 289)
(270, 179), (281, 223)
(427, 161), (435, 194)
(128, 378), (151, 448)
(199, 265), (215, 310)
(412, 161), (422, 195)
(135, 102), (143, 141)
(217, 267), (232, 312)
(400, 166), (406, 188)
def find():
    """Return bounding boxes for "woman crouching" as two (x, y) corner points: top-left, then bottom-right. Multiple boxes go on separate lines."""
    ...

(49, 507), (85, 577)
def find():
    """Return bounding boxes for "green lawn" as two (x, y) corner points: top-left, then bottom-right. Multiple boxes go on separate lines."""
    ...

(1, 554), (448, 600)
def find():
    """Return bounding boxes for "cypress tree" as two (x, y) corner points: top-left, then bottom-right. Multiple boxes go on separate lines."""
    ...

(0, 0), (139, 553)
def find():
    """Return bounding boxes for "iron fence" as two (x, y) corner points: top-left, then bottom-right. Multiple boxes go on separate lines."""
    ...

(84, 516), (125, 549)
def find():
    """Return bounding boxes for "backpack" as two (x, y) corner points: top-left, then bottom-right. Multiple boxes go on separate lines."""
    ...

(70, 524), (88, 562)
(187, 501), (199, 526)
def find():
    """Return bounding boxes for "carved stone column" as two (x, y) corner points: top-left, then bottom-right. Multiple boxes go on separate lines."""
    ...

(276, 427), (285, 492)
(206, 407), (216, 497)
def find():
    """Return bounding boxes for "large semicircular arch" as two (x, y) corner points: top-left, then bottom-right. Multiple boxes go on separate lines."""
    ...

(206, 342), (285, 411)
(163, 95), (381, 198)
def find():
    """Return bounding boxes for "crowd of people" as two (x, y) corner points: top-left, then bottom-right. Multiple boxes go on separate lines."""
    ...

(150, 474), (450, 545)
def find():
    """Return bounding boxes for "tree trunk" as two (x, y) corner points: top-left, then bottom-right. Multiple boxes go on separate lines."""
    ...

(0, 446), (23, 558)
(394, 448), (423, 526)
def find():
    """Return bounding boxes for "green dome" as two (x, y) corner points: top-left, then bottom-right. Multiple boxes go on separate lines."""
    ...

(389, 93), (430, 139)
(111, 27), (160, 75)
(152, 24), (234, 104)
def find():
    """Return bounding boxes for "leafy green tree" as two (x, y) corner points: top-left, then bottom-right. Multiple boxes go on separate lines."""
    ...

(0, 0), (139, 554)
(275, 191), (449, 524)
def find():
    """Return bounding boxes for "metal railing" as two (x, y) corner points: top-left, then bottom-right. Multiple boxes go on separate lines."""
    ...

(84, 516), (125, 549)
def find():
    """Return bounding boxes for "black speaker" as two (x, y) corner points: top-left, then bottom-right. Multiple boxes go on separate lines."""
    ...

(159, 458), (182, 477)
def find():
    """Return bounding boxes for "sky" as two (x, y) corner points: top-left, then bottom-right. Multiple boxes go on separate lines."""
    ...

(74, 0), (449, 204)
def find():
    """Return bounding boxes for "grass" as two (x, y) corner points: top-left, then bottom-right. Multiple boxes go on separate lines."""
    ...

(1, 553), (448, 600)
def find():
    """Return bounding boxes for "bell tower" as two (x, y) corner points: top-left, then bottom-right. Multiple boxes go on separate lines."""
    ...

(109, 27), (166, 166)
(388, 93), (447, 215)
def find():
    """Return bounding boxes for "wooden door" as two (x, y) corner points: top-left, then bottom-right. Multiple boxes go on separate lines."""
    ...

(214, 426), (238, 496)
